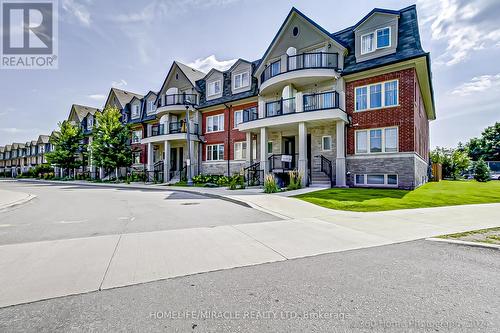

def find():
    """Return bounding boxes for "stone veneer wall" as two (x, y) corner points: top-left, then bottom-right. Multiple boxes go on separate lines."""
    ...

(414, 155), (429, 188)
(201, 161), (246, 176)
(346, 154), (426, 190)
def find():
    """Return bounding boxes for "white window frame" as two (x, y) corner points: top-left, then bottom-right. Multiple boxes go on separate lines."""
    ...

(233, 110), (243, 128)
(147, 100), (155, 113)
(376, 27), (391, 49)
(206, 144), (224, 161)
(354, 174), (398, 187)
(206, 114), (224, 133)
(132, 130), (142, 143)
(321, 136), (332, 151)
(361, 27), (391, 55)
(354, 79), (399, 111)
(207, 80), (222, 97)
(131, 104), (140, 119)
(87, 117), (94, 129)
(234, 141), (247, 160)
(354, 127), (399, 154)
(360, 32), (375, 55)
(233, 71), (250, 90)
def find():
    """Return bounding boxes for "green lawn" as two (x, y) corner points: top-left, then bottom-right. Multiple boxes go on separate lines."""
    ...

(295, 180), (500, 212)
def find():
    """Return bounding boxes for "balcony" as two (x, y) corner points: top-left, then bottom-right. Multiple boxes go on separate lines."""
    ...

(238, 91), (346, 131)
(259, 52), (339, 94)
(168, 121), (199, 135)
(156, 94), (197, 115)
(144, 122), (200, 143)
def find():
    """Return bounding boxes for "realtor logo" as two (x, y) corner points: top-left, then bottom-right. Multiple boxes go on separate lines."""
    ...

(1, 0), (58, 69)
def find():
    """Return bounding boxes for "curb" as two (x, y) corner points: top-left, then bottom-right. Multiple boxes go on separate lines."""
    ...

(0, 193), (37, 212)
(426, 237), (500, 250)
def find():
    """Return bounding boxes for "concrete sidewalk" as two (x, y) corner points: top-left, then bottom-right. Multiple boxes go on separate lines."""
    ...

(0, 188), (36, 211)
(1, 202), (500, 308)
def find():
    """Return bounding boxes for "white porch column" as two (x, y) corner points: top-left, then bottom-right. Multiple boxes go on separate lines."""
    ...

(260, 127), (268, 174)
(188, 139), (195, 179)
(258, 97), (266, 119)
(295, 92), (304, 113)
(298, 122), (308, 187)
(99, 167), (104, 179)
(164, 141), (170, 183)
(245, 132), (253, 166)
(147, 142), (154, 171)
(335, 120), (347, 187)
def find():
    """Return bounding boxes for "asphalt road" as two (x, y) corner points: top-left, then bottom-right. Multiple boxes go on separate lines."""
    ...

(0, 240), (498, 332)
(0, 181), (278, 245)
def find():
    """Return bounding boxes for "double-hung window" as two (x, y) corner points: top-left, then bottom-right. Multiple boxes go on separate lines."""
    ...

(206, 114), (224, 133)
(206, 144), (224, 161)
(376, 27), (391, 48)
(132, 130), (142, 143)
(234, 142), (247, 160)
(131, 105), (140, 119)
(87, 117), (94, 129)
(147, 101), (155, 113)
(355, 127), (398, 154)
(355, 80), (398, 111)
(233, 72), (249, 89)
(234, 110), (242, 127)
(207, 80), (221, 97)
(361, 33), (374, 54)
(322, 136), (332, 151)
(361, 27), (391, 54)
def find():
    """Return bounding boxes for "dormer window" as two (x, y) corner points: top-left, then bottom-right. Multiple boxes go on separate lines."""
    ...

(233, 71), (249, 90)
(207, 80), (221, 97)
(132, 104), (140, 118)
(147, 100), (155, 113)
(87, 117), (94, 129)
(361, 27), (391, 55)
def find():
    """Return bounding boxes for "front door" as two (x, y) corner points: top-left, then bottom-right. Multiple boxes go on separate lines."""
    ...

(178, 147), (184, 170)
(283, 137), (295, 169)
(170, 148), (177, 171)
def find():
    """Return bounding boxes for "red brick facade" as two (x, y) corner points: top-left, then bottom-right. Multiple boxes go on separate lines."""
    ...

(346, 68), (429, 161)
(201, 101), (257, 161)
(130, 123), (148, 164)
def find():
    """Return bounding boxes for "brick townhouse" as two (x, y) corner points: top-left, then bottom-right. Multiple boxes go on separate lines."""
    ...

(1, 5), (435, 189)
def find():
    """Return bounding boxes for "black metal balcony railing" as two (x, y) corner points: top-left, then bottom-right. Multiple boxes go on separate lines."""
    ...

(242, 107), (258, 123)
(261, 52), (339, 84)
(266, 97), (296, 117)
(268, 154), (298, 172)
(168, 121), (199, 135)
(151, 124), (165, 137)
(157, 94), (197, 108)
(303, 91), (340, 112)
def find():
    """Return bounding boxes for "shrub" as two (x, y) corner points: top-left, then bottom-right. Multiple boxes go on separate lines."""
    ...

(228, 173), (245, 190)
(264, 174), (280, 193)
(474, 159), (491, 182)
(287, 170), (303, 191)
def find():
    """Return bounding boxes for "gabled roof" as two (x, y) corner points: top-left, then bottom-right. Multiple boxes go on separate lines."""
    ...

(351, 7), (401, 31)
(70, 104), (100, 122)
(256, 7), (347, 74)
(226, 58), (252, 73)
(104, 88), (144, 110)
(203, 68), (223, 80)
(175, 61), (206, 86)
(37, 135), (50, 144)
(5, 145), (12, 151)
(31, 140), (37, 145)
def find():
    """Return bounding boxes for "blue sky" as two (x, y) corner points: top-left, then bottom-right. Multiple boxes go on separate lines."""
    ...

(1, 0), (499, 147)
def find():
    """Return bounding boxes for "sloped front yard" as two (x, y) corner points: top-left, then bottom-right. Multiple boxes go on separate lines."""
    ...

(295, 180), (500, 212)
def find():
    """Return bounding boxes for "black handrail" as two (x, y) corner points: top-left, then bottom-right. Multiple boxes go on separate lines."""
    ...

(151, 124), (165, 136)
(303, 91), (340, 112)
(243, 162), (263, 186)
(261, 52), (339, 84)
(268, 154), (298, 171)
(287, 52), (338, 72)
(319, 155), (333, 187)
(242, 107), (258, 123)
(168, 121), (199, 135)
(158, 94), (197, 108)
(265, 97), (296, 117)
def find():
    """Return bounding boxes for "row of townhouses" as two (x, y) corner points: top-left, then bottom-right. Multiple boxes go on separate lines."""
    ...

(0, 135), (54, 177)
(0, 5), (435, 189)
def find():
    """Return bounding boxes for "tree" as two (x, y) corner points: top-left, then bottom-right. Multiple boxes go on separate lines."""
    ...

(465, 122), (500, 161)
(91, 106), (132, 179)
(45, 120), (85, 177)
(474, 159), (491, 182)
(430, 147), (470, 179)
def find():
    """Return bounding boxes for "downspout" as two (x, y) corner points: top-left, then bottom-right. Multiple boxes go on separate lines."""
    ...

(224, 103), (231, 176)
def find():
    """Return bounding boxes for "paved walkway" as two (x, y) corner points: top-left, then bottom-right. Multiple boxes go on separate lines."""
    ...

(1, 179), (500, 308)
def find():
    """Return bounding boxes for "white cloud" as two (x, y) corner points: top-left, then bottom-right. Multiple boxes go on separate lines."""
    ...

(111, 80), (128, 88)
(0, 127), (36, 134)
(186, 55), (237, 73)
(88, 94), (106, 101)
(451, 74), (500, 96)
(62, 0), (91, 26)
(418, 0), (500, 66)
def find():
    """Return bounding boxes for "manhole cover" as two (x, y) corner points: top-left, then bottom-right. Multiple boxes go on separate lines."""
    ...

(180, 202), (200, 206)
